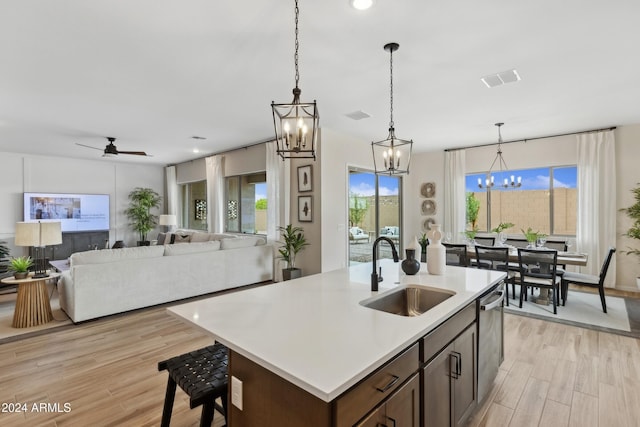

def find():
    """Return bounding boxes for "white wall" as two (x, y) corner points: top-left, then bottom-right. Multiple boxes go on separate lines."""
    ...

(0, 151), (165, 253)
(320, 128), (376, 272)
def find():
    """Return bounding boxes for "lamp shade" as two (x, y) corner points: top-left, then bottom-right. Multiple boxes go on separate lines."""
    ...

(14, 221), (62, 246)
(40, 221), (62, 245)
(159, 214), (177, 226)
(14, 222), (40, 246)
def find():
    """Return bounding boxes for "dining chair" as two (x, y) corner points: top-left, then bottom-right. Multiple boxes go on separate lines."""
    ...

(560, 247), (616, 313)
(474, 236), (495, 246)
(475, 245), (514, 305)
(443, 243), (469, 267)
(544, 240), (568, 278)
(517, 248), (561, 314)
(470, 236), (495, 268)
(505, 238), (529, 248)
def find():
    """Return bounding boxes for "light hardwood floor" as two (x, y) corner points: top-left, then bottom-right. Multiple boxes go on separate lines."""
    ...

(1, 304), (639, 426)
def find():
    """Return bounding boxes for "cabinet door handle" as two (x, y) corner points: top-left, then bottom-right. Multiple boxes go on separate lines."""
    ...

(453, 351), (462, 377)
(450, 353), (459, 379)
(376, 374), (400, 393)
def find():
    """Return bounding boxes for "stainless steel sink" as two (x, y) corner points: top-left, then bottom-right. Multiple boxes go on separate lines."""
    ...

(360, 285), (455, 317)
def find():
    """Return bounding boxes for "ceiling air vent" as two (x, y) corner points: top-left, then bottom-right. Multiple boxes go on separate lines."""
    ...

(345, 110), (371, 120)
(481, 69), (521, 88)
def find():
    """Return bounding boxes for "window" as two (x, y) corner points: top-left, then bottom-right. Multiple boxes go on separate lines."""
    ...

(179, 180), (207, 230)
(225, 172), (267, 234)
(465, 166), (577, 235)
(348, 168), (403, 264)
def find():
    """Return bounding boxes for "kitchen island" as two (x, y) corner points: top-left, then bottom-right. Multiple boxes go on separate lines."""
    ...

(168, 259), (505, 426)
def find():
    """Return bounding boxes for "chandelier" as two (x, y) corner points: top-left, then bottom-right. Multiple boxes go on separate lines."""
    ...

(271, 0), (319, 160)
(478, 123), (521, 189)
(371, 42), (413, 176)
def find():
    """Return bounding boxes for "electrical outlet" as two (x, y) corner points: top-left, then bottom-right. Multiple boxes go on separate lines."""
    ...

(231, 376), (243, 410)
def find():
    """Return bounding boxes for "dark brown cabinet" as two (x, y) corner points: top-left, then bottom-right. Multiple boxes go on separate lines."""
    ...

(422, 303), (477, 427)
(357, 374), (420, 427)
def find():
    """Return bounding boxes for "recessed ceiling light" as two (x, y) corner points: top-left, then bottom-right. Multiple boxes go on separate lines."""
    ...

(350, 0), (375, 11)
(192, 148), (200, 153)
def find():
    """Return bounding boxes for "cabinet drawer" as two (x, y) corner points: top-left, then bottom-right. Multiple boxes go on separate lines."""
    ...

(422, 303), (476, 363)
(334, 343), (419, 427)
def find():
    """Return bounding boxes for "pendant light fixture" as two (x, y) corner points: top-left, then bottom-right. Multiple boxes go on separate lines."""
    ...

(371, 43), (413, 175)
(478, 122), (522, 189)
(271, 0), (319, 160)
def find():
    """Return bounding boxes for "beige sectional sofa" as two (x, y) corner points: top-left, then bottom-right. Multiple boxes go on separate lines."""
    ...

(58, 232), (273, 322)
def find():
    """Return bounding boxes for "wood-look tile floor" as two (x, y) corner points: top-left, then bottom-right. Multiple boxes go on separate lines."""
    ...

(468, 312), (640, 427)
(1, 303), (640, 426)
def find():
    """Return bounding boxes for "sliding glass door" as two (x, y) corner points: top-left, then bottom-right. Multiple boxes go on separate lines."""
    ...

(348, 168), (402, 265)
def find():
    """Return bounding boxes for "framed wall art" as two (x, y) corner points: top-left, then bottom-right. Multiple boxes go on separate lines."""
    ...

(420, 182), (436, 198)
(297, 165), (313, 192)
(298, 195), (313, 222)
(194, 199), (207, 220)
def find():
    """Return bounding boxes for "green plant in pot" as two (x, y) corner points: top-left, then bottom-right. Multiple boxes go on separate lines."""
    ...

(125, 187), (162, 246)
(278, 224), (309, 281)
(621, 183), (640, 287)
(418, 233), (429, 262)
(9, 256), (33, 279)
(521, 227), (541, 248)
(491, 222), (514, 233)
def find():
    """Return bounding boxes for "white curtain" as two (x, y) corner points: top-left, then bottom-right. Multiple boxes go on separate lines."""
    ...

(444, 149), (466, 243)
(205, 155), (225, 233)
(165, 166), (180, 226)
(577, 130), (616, 287)
(266, 143), (290, 281)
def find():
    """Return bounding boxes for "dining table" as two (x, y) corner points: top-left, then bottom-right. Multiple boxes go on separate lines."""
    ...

(467, 246), (588, 306)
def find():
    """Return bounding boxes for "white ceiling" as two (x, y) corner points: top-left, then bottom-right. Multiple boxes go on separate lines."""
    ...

(1, 1), (639, 166)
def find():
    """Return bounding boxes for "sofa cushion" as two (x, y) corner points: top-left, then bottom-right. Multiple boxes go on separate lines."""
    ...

(190, 233), (213, 243)
(70, 245), (165, 266)
(209, 233), (238, 241)
(163, 241), (221, 256)
(220, 236), (266, 249)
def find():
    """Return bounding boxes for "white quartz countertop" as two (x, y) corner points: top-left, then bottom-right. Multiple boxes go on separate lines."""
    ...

(167, 260), (505, 402)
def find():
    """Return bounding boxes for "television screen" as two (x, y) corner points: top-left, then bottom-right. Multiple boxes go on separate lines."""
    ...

(23, 192), (110, 232)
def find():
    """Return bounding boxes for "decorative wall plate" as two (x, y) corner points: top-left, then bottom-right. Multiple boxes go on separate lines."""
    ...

(421, 199), (436, 215)
(422, 217), (435, 232)
(420, 182), (436, 198)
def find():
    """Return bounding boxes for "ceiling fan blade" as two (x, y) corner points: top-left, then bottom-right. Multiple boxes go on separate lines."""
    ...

(117, 150), (150, 156)
(76, 143), (103, 151)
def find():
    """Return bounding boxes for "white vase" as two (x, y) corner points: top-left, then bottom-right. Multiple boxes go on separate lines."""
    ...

(427, 224), (446, 275)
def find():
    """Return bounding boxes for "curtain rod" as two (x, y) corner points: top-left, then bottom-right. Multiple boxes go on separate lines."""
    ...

(167, 138), (273, 166)
(444, 126), (616, 152)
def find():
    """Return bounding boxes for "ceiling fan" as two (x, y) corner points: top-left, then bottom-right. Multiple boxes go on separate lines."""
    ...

(76, 137), (151, 157)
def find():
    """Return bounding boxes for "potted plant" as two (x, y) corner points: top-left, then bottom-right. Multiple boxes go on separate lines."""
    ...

(125, 187), (162, 246)
(9, 256), (33, 279)
(621, 183), (640, 288)
(521, 227), (544, 248)
(278, 224), (309, 281)
(464, 227), (478, 244)
(491, 222), (514, 234)
(418, 233), (429, 262)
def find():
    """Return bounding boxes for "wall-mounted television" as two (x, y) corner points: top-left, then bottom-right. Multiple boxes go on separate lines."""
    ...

(23, 192), (110, 232)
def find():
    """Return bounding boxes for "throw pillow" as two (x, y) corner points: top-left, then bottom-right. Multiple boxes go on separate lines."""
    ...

(190, 233), (212, 243)
(173, 234), (191, 244)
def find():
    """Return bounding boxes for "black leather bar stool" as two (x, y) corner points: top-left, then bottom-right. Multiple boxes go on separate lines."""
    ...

(158, 342), (228, 427)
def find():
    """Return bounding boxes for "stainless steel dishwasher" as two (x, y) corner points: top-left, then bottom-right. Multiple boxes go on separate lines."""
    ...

(477, 283), (505, 402)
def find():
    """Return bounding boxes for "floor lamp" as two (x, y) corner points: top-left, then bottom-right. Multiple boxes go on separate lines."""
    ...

(15, 221), (62, 278)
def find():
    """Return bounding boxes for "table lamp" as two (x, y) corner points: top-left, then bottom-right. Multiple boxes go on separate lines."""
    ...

(15, 221), (62, 278)
(159, 214), (177, 232)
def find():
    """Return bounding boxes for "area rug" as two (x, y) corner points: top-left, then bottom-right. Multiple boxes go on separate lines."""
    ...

(504, 288), (640, 339)
(0, 285), (73, 344)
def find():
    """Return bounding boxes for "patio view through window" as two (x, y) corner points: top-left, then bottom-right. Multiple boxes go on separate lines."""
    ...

(465, 166), (577, 236)
(348, 169), (402, 264)
(225, 172), (267, 234)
